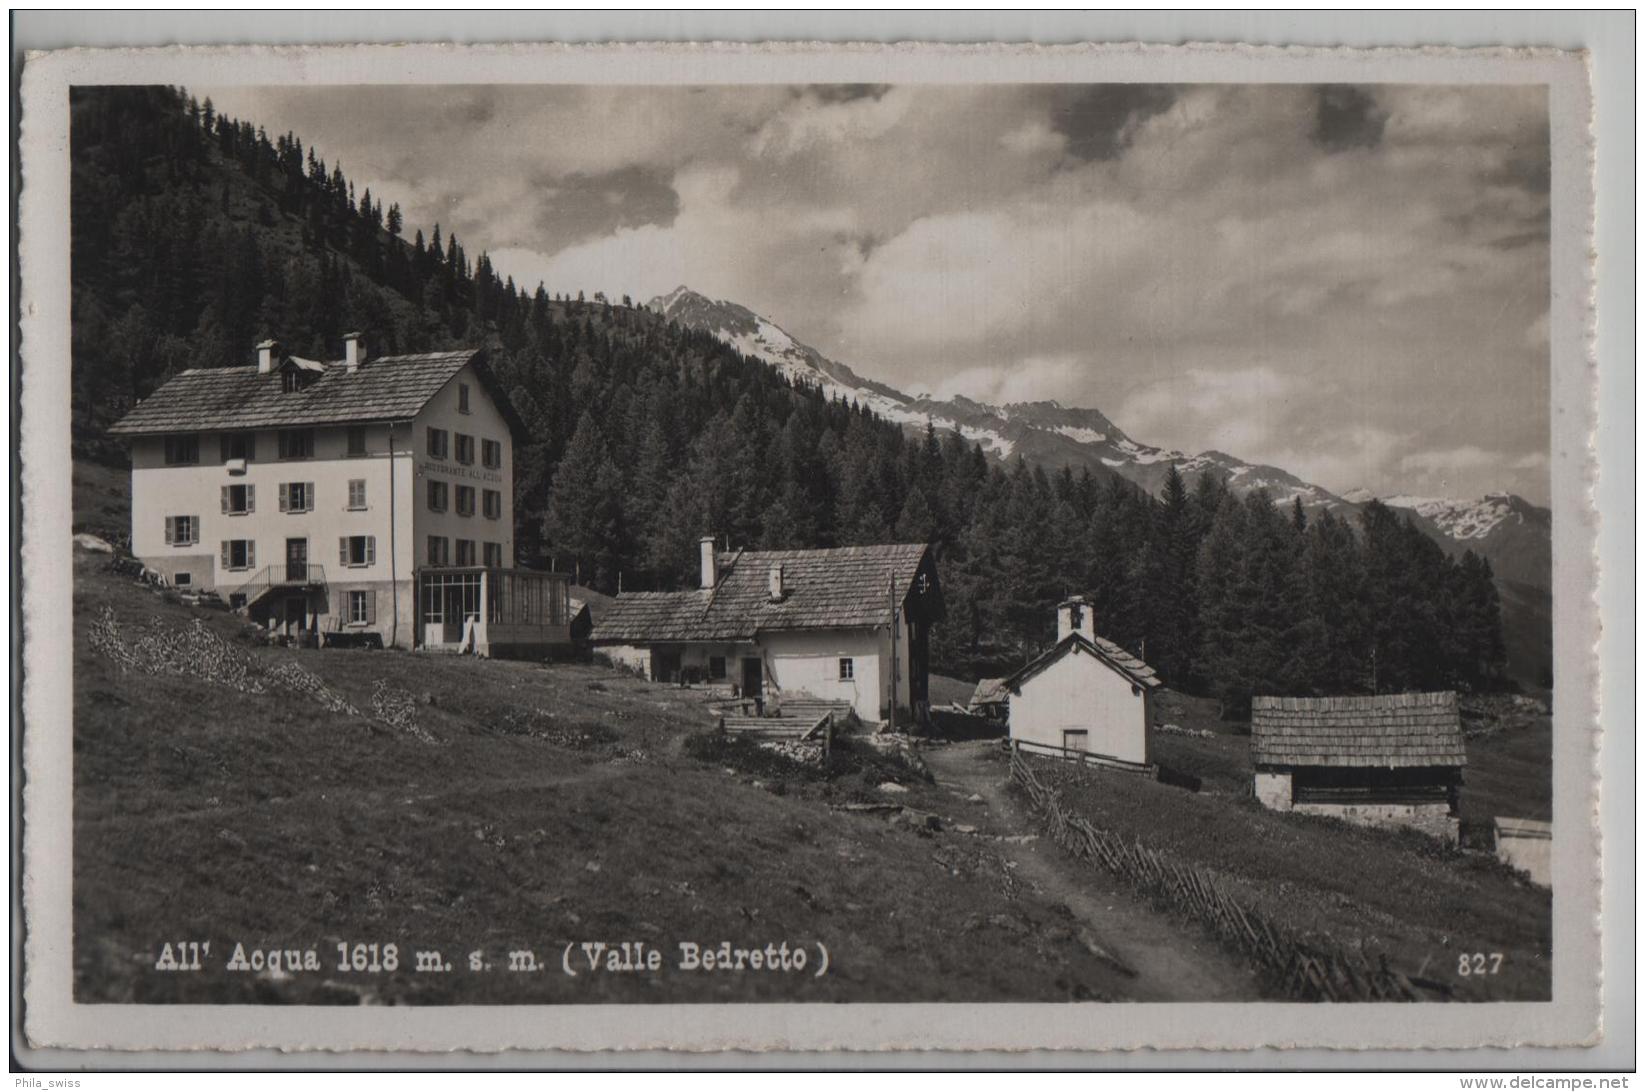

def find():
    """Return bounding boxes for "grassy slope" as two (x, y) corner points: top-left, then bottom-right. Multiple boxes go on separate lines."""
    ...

(74, 552), (1153, 1004)
(1035, 689), (1552, 1000)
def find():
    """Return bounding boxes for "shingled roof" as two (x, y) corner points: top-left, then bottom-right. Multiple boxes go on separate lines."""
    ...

(1250, 692), (1466, 769)
(107, 349), (524, 437)
(969, 677), (1011, 707)
(590, 543), (940, 643)
(1003, 632), (1163, 694)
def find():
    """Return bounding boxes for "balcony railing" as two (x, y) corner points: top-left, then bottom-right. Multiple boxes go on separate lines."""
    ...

(230, 563), (327, 608)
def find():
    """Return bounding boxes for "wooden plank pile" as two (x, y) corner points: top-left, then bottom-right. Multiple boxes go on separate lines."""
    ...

(719, 710), (831, 741)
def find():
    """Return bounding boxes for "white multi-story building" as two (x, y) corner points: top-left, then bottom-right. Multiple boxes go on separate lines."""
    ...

(109, 334), (570, 656)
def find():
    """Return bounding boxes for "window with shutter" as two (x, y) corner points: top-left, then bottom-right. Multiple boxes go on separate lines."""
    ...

(166, 516), (197, 546)
(347, 479), (367, 510)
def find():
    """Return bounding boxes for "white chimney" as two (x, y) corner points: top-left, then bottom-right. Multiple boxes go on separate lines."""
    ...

(768, 563), (785, 602)
(1057, 596), (1096, 643)
(343, 332), (366, 372)
(256, 338), (278, 375)
(700, 536), (718, 591)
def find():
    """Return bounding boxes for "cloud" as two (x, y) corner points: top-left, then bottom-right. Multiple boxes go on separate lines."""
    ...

(924, 354), (1095, 406)
(533, 165), (680, 248)
(1044, 85), (1176, 162)
(197, 82), (1551, 503)
(1312, 85), (1389, 152)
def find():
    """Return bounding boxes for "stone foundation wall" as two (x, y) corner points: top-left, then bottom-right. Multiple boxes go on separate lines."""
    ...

(1293, 800), (1459, 844)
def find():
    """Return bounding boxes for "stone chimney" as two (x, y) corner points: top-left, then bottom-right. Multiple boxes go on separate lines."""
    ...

(343, 331), (366, 372)
(256, 338), (278, 375)
(768, 563), (785, 602)
(1057, 596), (1096, 643)
(700, 536), (718, 591)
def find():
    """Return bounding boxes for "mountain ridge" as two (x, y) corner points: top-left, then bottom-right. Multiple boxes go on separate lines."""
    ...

(647, 286), (1549, 569)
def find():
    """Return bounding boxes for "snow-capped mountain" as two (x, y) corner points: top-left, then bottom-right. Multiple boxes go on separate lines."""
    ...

(648, 285), (1550, 586)
(1340, 489), (1551, 592)
(648, 286), (1341, 509)
(650, 285), (1553, 689)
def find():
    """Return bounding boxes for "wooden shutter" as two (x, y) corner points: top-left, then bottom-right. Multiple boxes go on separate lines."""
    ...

(279, 483), (290, 512)
(339, 537), (348, 566)
(220, 486), (229, 514)
(246, 484), (256, 514)
(164, 517), (175, 546)
(305, 483), (315, 511)
(246, 541), (255, 568)
(366, 536), (376, 565)
(365, 591), (377, 625)
(220, 541), (230, 569)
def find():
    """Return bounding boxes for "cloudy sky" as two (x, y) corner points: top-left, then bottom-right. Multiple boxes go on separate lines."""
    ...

(201, 82), (1551, 503)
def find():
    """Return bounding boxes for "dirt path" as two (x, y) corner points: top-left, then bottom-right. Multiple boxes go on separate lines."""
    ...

(924, 741), (1264, 1002)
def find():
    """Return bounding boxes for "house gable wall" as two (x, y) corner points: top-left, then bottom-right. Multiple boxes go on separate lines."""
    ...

(410, 362), (514, 571)
(1009, 645), (1148, 765)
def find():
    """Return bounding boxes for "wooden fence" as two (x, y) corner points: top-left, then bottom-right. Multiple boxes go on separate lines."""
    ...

(1009, 746), (1444, 1003)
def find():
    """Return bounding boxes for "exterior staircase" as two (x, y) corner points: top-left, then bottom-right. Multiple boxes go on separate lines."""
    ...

(229, 563), (327, 610)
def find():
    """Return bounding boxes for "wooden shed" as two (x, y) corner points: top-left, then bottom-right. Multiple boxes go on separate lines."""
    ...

(1494, 817), (1551, 887)
(1250, 691), (1466, 842)
(967, 677), (1011, 722)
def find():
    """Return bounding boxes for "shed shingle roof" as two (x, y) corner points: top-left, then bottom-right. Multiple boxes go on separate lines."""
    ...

(1250, 691), (1466, 768)
(108, 350), (492, 435)
(970, 677), (1011, 707)
(590, 543), (938, 643)
(1002, 633), (1163, 694)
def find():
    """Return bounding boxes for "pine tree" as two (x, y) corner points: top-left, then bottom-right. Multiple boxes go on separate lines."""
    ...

(544, 411), (625, 591)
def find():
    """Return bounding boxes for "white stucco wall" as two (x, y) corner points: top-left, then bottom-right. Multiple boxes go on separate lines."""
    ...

(760, 628), (898, 722)
(600, 645), (653, 676)
(410, 364), (514, 570)
(1254, 770), (1293, 810)
(594, 625), (916, 723)
(1008, 645), (1149, 765)
(130, 421), (412, 583)
(1495, 826), (1551, 887)
(125, 360), (516, 651)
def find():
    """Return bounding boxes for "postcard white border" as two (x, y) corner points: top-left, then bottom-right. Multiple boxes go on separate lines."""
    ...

(18, 38), (1603, 1056)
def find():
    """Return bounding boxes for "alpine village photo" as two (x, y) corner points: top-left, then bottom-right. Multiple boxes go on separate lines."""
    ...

(70, 84), (1554, 1004)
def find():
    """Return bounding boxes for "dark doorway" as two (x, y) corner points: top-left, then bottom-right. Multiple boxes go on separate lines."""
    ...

(741, 657), (763, 702)
(443, 588), (463, 644)
(653, 648), (682, 684)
